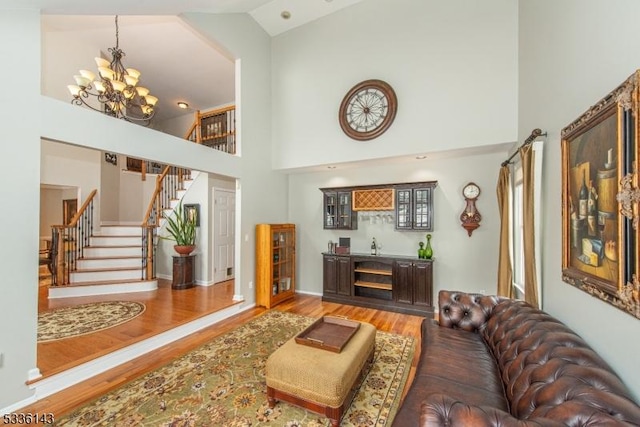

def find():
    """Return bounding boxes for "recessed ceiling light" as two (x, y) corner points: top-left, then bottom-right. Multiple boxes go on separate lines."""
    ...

(177, 102), (189, 109)
(281, 10), (291, 20)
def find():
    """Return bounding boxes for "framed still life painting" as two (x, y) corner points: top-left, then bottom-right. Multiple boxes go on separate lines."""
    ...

(561, 70), (640, 319)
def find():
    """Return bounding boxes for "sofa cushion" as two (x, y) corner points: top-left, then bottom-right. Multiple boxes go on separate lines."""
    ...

(481, 300), (640, 424)
(438, 290), (505, 332)
(392, 319), (508, 426)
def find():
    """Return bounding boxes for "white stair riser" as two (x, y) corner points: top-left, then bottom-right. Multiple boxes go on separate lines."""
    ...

(91, 236), (141, 246)
(48, 280), (158, 298)
(71, 269), (142, 282)
(83, 246), (142, 258)
(77, 258), (142, 269)
(98, 226), (141, 236)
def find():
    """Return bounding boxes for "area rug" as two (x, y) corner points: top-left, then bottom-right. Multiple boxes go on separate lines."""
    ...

(55, 310), (415, 426)
(38, 301), (146, 343)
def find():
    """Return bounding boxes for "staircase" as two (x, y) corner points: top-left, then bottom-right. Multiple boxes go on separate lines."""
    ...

(48, 225), (157, 298)
(49, 169), (198, 299)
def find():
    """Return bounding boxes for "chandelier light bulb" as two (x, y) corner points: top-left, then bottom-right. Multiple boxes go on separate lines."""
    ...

(126, 68), (141, 79)
(79, 69), (96, 81)
(145, 95), (158, 106)
(98, 67), (115, 81)
(95, 57), (110, 68)
(111, 80), (126, 93)
(67, 85), (81, 96)
(94, 81), (106, 93)
(73, 75), (91, 88)
(124, 75), (138, 86)
(136, 86), (149, 97)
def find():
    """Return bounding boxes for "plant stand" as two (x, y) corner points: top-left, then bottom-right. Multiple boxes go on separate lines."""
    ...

(172, 254), (195, 289)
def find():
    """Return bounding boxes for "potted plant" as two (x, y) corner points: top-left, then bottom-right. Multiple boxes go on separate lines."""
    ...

(161, 201), (197, 256)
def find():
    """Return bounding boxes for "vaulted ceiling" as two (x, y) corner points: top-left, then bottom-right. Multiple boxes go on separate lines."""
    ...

(33, 0), (366, 123)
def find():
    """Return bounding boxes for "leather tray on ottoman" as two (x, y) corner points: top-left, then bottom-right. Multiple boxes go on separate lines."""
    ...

(265, 320), (376, 426)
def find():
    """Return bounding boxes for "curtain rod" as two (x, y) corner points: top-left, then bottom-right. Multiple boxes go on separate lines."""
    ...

(501, 128), (547, 167)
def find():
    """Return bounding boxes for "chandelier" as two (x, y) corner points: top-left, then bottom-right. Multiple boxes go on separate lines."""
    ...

(67, 16), (158, 125)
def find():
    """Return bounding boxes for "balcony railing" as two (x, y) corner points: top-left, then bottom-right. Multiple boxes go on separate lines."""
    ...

(186, 105), (236, 154)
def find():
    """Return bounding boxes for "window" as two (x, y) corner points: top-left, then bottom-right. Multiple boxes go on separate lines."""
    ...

(508, 141), (544, 304)
(512, 169), (525, 298)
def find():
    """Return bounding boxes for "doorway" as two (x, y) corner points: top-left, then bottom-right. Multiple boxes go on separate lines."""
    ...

(213, 188), (236, 284)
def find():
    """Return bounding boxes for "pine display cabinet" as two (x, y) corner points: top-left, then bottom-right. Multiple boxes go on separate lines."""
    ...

(256, 223), (296, 308)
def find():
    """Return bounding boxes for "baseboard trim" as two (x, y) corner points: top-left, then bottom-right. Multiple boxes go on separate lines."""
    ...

(297, 289), (322, 297)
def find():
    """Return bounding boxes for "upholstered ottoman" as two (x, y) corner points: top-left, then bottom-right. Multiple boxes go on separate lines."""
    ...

(266, 321), (376, 426)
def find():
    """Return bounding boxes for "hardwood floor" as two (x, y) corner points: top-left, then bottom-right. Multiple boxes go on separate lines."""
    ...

(23, 289), (424, 421)
(37, 278), (238, 379)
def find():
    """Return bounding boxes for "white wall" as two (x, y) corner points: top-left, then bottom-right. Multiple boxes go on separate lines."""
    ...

(184, 13), (288, 299)
(289, 151), (506, 296)
(519, 0), (640, 400)
(40, 188), (63, 236)
(271, 0), (518, 170)
(100, 153), (121, 222)
(41, 140), (101, 228)
(0, 8), (41, 410)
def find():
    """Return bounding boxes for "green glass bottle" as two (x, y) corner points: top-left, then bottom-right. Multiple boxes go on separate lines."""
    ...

(418, 242), (425, 259)
(424, 234), (433, 259)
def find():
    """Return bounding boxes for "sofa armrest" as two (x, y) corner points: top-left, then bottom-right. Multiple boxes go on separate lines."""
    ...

(438, 290), (504, 332)
(420, 394), (565, 427)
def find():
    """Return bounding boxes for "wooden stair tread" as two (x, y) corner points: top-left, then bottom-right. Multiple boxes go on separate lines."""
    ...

(74, 266), (142, 273)
(93, 234), (141, 238)
(80, 255), (143, 260)
(87, 245), (142, 248)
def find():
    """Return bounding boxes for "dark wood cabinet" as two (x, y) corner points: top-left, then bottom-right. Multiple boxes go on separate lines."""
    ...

(172, 254), (195, 289)
(395, 183), (436, 231)
(320, 181), (436, 231)
(393, 259), (433, 307)
(322, 255), (351, 296)
(321, 189), (358, 230)
(322, 253), (433, 317)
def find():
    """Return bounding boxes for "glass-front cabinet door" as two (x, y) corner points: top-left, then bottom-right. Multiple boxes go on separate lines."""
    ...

(272, 228), (294, 296)
(337, 191), (353, 228)
(413, 188), (432, 230)
(322, 189), (357, 229)
(395, 186), (434, 231)
(324, 192), (337, 228)
(396, 189), (412, 229)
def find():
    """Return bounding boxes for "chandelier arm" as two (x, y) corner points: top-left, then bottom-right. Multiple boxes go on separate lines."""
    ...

(70, 96), (109, 114)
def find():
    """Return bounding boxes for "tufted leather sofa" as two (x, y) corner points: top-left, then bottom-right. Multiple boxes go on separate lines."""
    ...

(392, 290), (640, 426)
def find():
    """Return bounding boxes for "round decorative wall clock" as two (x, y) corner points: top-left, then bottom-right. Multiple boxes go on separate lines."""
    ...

(339, 79), (398, 141)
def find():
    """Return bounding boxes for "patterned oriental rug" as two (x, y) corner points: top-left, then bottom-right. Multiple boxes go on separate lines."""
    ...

(55, 310), (415, 426)
(38, 301), (146, 343)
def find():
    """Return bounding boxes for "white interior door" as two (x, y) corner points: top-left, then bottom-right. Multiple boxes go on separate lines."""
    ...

(213, 188), (235, 283)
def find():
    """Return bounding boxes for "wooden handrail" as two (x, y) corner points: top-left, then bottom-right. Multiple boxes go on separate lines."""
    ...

(198, 104), (235, 120)
(51, 189), (98, 286)
(68, 189), (97, 226)
(142, 166), (171, 227)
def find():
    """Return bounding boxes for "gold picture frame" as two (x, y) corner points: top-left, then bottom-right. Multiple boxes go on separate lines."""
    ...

(561, 70), (640, 319)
